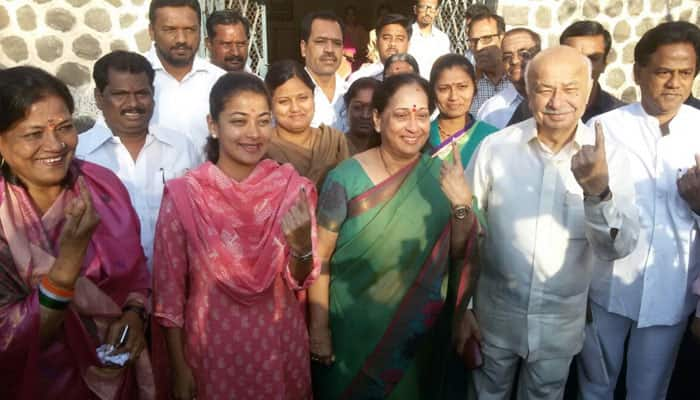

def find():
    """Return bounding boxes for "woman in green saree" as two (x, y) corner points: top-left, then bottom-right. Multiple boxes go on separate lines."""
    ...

(426, 54), (498, 166)
(308, 74), (481, 399)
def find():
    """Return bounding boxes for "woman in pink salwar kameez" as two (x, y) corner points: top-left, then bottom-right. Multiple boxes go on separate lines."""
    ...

(0, 67), (154, 399)
(152, 72), (320, 400)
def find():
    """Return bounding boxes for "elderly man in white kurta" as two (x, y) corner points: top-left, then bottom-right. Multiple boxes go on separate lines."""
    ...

(465, 46), (639, 400)
(577, 21), (700, 400)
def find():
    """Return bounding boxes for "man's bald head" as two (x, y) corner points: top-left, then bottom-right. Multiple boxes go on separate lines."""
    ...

(525, 46), (593, 137)
(525, 46), (592, 95)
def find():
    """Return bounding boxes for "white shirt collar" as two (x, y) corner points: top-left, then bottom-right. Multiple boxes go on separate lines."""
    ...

(517, 118), (592, 149)
(145, 45), (215, 76)
(411, 22), (436, 38)
(79, 117), (179, 154)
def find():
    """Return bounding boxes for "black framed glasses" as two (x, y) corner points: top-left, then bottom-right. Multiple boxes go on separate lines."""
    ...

(467, 33), (501, 48)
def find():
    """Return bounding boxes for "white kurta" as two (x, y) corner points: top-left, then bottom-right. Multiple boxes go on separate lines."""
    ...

(145, 47), (225, 157)
(76, 120), (202, 270)
(587, 103), (700, 328)
(465, 118), (639, 361)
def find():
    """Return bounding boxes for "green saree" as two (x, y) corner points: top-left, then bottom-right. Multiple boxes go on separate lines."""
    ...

(425, 118), (498, 168)
(313, 154), (477, 399)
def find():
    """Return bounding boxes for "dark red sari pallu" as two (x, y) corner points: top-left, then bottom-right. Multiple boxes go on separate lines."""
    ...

(313, 154), (477, 399)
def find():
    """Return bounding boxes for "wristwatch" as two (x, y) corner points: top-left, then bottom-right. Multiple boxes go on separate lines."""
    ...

(453, 205), (471, 220)
(584, 186), (611, 203)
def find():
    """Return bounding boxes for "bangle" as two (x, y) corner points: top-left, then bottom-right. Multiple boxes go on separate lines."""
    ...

(38, 276), (73, 310)
(290, 248), (313, 263)
(122, 305), (147, 323)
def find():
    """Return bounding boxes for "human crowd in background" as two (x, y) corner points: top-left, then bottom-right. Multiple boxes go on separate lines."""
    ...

(1, 0), (700, 399)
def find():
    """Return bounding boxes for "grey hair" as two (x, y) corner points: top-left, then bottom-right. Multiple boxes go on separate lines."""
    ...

(524, 51), (592, 96)
(382, 53), (420, 79)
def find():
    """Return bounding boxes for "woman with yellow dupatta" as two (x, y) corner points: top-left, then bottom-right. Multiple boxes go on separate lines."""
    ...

(308, 74), (480, 399)
(264, 60), (349, 189)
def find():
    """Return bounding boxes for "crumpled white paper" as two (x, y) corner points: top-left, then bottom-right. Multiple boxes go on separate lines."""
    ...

(96, 344), (130, 367)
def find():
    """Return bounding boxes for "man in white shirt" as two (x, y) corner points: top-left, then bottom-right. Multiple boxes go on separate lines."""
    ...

(477, 28), (540, 129)
(77, 51), (201, 271)
(578, 21), (700, 400)
(299, 11), (346, 130)
(408, 0), (451, 80)
(347, 13), (412, 86)
(205, 9), (253, 73)
(466, 46), (639, 400)
(466, 12), (513, 115)
(145, 0), (225, 157)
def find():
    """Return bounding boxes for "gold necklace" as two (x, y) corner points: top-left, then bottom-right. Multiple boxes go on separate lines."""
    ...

(438, 124), (451, 141)
(378, 147), (394, 175)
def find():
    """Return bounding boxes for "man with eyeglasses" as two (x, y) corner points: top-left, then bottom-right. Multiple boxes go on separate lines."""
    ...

(408, 0), (451, 80)
(205, 10), (252, 73)
(464, 3), (492, 65)
(467, 12), (513, 115)
(477, 28), (540, 129)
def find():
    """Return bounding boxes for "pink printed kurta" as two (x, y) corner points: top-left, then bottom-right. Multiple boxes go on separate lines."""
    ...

(152, 161), (319, 400)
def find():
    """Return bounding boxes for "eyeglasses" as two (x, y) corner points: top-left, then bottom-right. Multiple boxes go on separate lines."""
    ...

(416, 4), (439, 13)
(467, 33), (501, 48)
(502, 46), (540, 64)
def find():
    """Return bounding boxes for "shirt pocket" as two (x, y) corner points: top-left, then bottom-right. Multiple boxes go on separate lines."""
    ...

(147, 170), (168, 211)
(563, 191), (586, 239)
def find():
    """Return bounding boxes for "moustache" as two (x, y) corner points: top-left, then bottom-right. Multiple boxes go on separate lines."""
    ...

(171, 44), (192, 51)
(121, 108), (147, 115)
(224, 55), (245, 63)
(543, 107), (575, 115)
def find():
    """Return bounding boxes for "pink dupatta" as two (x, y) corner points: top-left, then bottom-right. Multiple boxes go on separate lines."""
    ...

(165, 160), (320, 305)
(0, 160), (154, 399)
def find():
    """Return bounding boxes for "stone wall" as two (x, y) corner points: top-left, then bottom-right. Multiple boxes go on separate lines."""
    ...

(1, 0), (699, 118)
(0, 0), (153, 117)
(497, 0), (700, 102)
